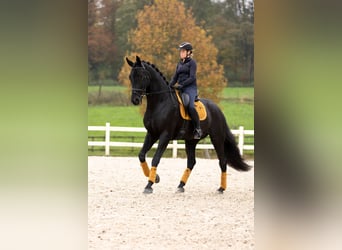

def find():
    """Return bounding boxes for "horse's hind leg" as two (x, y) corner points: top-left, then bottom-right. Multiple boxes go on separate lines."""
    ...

(210, 135), (228, 193)
(139, 132), (160, 183)
(217, 162), (227, 193)
(177, 140), (198, 193)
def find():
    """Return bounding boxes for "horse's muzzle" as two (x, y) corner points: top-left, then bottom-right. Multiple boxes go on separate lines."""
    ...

(131, 93), (142, 105)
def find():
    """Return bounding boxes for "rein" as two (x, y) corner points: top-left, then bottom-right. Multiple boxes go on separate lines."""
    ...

(131, 88), (174, 96)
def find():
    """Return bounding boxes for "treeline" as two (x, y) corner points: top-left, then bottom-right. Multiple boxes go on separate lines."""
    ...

(88, 0), (254, 86)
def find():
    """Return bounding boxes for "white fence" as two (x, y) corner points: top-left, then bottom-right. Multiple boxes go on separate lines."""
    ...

(88, 123), (254, 158)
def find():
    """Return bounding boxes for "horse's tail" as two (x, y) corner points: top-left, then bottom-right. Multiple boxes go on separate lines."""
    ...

(224, 128), (252, 171)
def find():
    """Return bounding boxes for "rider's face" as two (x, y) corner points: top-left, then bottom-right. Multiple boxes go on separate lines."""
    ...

(179, 49), (187, 59)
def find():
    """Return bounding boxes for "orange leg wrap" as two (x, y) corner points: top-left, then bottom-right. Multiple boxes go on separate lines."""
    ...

(148, 166), (157, 183)
(221, 172), (227, 190)
(140, 162), (150, 177)
(181, 168), (192, 184)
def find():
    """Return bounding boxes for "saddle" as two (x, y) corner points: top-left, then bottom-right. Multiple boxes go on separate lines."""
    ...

(175, 90), (207, 121)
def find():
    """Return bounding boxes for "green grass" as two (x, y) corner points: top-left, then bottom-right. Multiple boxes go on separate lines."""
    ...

(221, 102), (254, 130)
(88, 86), (254, 127)
(88, 86), (254, 128)
(222, 87), (254, 100)
(88, 106), (144, 127)
(88, 86), (254, 157)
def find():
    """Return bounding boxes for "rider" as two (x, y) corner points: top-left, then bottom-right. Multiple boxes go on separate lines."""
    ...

(170, 42), (202, 139)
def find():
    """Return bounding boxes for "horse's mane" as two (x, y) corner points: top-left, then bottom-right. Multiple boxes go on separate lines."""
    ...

(142, 60), (169, 85)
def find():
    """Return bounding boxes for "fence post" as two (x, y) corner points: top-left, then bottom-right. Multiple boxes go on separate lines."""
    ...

(105, 122), (110, 156)
(238, 126), (244, 156)
(172, 140), (177, 158)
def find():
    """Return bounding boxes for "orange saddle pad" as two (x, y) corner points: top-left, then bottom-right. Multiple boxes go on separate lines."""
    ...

(175, 90), (207, 121)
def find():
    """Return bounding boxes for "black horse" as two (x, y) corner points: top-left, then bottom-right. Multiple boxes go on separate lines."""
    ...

(126, 56), (251, 194)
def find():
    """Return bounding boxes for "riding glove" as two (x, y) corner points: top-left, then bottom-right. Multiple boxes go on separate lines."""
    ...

(176, 84), (184, 90)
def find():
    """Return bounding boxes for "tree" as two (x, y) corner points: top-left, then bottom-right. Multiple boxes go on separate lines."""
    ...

(208, 0), (254, 84)
(113, 0), (153, 78)
(88, 0), (119, 85)
(118, 0), (226, 104)
(181, 0), (216, 27)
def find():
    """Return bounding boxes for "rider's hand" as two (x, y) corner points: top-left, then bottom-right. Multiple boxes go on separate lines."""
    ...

(174, 84), (183, 90)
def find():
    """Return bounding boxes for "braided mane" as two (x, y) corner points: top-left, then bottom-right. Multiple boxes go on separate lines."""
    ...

(142, 60), (169, 85)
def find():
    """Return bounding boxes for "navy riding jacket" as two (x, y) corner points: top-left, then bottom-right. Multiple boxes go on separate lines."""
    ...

(170, 57), (198, 99)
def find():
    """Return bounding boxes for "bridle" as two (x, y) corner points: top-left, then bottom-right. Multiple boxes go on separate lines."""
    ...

(130, 64), (178, 107)
(131, 66), (174, 97)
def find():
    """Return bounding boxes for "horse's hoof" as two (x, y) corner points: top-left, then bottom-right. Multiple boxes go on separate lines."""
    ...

(217, 187), (225, 194)
(176, 187), (185, 193)
(155, 174), (160, 183)
(143, 187), (153, 194)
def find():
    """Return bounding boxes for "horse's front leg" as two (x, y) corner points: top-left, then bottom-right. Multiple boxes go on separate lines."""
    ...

(139, 132), (159, 180)
(144, 133), (170, 194)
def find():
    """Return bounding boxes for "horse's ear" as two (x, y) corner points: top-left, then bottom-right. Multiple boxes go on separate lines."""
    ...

(136, 55), (142, 66)
(126, 57), (134, 67)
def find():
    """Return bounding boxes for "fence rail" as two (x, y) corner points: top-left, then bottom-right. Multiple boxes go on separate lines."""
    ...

(88, 123), (254, 157)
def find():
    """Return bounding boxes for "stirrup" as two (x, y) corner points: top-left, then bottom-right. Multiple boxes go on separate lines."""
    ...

(194, 128), (202, 139)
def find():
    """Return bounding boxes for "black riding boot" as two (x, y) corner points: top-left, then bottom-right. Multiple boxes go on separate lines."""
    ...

(188, 107), (202, 139)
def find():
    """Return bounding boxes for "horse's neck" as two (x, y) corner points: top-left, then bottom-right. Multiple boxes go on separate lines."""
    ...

(149, 80), (168, 93)
(146, 78), (174, 112)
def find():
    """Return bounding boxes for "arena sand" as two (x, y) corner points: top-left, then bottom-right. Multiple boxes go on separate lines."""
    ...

(88, 157), (254, 250)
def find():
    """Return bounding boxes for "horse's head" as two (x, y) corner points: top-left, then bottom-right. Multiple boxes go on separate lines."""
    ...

(126, 56), (151, 105)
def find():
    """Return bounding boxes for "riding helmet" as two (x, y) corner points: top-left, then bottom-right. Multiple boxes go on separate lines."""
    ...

(178, 42), (193, 51)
